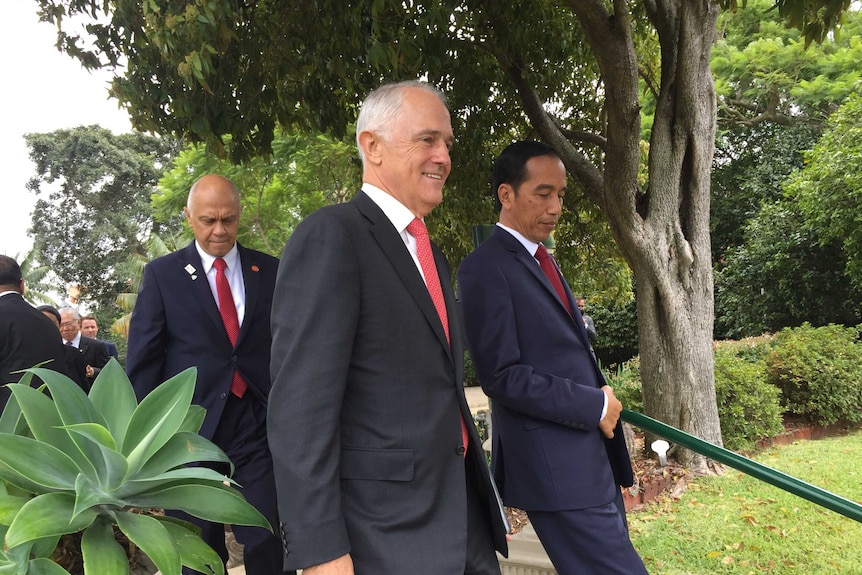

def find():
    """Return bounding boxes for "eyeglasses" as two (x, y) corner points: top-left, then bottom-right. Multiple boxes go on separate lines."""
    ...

(59, 322), (78, 328)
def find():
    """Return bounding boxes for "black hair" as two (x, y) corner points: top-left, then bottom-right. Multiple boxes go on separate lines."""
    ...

(36, 305), (62, 325)
(492, 141), (562, 212)
(0, 255), (22, 287)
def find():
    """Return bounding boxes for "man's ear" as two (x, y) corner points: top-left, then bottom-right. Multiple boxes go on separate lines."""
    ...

(358, 130), (383, 165)
(497, 183), (514, 210)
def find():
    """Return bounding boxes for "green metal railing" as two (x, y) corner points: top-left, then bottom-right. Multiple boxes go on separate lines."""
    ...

(621, 409), (862, 524)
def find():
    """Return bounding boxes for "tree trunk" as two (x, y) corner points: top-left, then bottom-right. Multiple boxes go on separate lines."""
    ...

(634, 1), (723, 473)
(554, 1), (723, 474)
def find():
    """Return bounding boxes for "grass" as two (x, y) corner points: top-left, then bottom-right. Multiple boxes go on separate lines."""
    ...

(629, 430), (862, 574)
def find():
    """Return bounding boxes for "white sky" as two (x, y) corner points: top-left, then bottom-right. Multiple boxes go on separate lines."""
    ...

(0, 0), (132, 259)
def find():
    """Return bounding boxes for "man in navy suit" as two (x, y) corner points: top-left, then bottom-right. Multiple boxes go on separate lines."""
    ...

(269, 81), (508, 575)
(458, 141), (647, 574)
(0, 255), (69, 409)
(81, 315), (119, 359)
(126, 175), (291, 575)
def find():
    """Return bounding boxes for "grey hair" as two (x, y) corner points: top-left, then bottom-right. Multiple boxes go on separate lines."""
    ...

(355, 80), (448, 166)
(58, 306), (81, 322)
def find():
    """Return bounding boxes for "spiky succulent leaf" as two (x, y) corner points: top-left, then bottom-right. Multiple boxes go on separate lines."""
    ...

(115, 510), (181, 575)
(116, 467), (236, 500)
(81, 516), (128, 575)
(137, 432), (233, 478)
(159, 519), (224, 575)
(64, 424), (128, 493)
(88, 359), (138, 448)
(5, 493), (97, 548)
(7, 384), (98, 482)
(179, 405), (207, 434)
(72, 474), (126, 519)
(34, 368), (108, 483)
(0, 494), (29, 525)
(125, 483), (270, 529)
(25, 558), (70, 575)
(123, 369), (196, 475)
(0, 435), (79, 491)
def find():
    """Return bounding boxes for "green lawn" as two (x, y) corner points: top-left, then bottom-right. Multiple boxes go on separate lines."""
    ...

(629, 430), (862, 574)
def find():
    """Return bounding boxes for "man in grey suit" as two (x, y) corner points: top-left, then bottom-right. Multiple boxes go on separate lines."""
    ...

(269, 81), (508, 575)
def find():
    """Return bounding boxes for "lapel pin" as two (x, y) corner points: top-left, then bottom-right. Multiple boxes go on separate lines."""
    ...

(191, 275), (197, 280)
(251, 265), (260, 272)
(184, 264), (196, 276)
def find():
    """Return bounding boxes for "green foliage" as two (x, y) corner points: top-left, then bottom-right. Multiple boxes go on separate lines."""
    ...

(609, 341), (786, 451)
(713, 340), (784, 451)
(711, 122), (820, 264)
(764, 323), (862, 425)
(606, 357), (643, 414)
(590, 298), (640, 368)
(788, 93), (862, 289)
(710, 4), (862, 340)
(15, 249), (59, 308)
(714, 200), (862, 339)
(0, 360), (269, 575)
(155, 133), (359, 257)
(24, 126), (180, 313)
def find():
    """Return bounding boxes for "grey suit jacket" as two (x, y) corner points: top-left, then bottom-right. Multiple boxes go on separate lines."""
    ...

(268, 191), (507, 573)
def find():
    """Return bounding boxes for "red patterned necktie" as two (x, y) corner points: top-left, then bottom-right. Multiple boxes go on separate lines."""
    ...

(406, 218), (469, 454)
(213, 257), (247, 397)
(535, 244), (573, 316)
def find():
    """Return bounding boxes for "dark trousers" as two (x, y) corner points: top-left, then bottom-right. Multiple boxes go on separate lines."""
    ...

(177, 393), (292, 575)
(464, 459), (503, 575)
(527, 491), (648, 575)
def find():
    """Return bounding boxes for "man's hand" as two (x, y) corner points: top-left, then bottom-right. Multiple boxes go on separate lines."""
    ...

(599, 385), (623, 439)
(302, 554), (354, 575)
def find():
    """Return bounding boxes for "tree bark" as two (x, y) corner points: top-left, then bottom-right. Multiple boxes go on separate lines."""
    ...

(551, 0), (724, 473)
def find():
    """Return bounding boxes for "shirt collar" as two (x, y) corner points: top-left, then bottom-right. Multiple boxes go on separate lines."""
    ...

(195, 241), (240, 274)
(362, 183), (419, 234)
(496, 222), (541, 259)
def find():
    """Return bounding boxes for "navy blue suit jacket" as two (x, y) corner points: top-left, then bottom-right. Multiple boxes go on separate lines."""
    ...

(458, 226), (633, 512)
(126, 241), (278, 440)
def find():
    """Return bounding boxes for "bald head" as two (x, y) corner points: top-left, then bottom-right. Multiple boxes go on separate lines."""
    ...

(184, 175), (242, 257)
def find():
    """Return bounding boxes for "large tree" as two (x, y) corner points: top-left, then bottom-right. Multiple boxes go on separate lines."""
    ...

(25, 125), (178, 311)
(31, 0), (851, 470)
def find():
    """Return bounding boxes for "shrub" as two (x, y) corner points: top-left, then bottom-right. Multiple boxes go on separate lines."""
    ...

(764, 323), (862, 425)
(713, 341), (784, 451)
(606, 357), (643, 414)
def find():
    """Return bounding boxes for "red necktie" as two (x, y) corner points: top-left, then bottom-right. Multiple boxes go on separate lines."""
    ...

(213, 257), (247, 397)
(406, 218), (469, 454)
(535, 244), (573, 316)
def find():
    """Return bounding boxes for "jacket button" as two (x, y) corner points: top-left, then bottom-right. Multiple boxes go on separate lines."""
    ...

(220, 392), (227, 399)
(456, 445), (466, 456)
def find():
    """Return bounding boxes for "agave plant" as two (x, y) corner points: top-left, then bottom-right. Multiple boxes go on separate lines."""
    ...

(0, 359), (270, 575)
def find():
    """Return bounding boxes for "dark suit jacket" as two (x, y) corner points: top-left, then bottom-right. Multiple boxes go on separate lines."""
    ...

(77, 335), (110, 383)
(0, 292), (70, 408)
(125, 241), (278, 440)
(269, 191), (508, 573)
(99, 339), (119, 359)
(458, 226), (633, 512)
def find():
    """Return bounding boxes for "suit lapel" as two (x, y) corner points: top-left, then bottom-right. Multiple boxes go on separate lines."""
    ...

(353, 192), (453, 359)
(237, 244), (258, 347)
(179, 242), (226, 339)
(492, 227), (592, 349)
